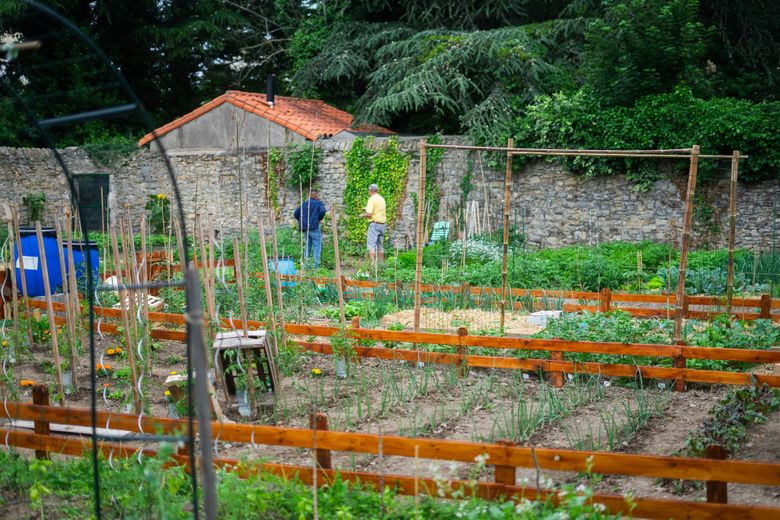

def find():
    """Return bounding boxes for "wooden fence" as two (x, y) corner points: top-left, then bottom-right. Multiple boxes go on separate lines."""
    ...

(22, 299), (780, 390)
(2, 398), (779, 519)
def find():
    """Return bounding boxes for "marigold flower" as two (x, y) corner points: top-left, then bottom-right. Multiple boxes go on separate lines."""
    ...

(1, 340), (7, 347)
(20, 379), (35, 387)
(106, 349), (116, 355)
(96, 363), (112, 371)
(311, 368), (321, 376)
(164, 390), (171, 397)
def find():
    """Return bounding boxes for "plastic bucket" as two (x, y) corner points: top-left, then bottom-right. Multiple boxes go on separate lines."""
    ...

(269, 257), (296, 287)
(65, 241), (100, 293)
(14, 228), (63, 297)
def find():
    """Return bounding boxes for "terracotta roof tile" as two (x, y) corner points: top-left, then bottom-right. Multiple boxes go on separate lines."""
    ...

(139, 90), (393, 146)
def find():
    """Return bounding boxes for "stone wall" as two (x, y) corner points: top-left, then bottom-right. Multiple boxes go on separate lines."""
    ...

(1, 139), (778, 251)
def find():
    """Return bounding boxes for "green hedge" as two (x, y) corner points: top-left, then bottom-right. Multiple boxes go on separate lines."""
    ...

(514, 87), (780, 189)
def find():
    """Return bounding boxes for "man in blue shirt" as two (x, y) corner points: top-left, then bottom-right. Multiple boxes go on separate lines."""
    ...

(294, 190), (327, 267)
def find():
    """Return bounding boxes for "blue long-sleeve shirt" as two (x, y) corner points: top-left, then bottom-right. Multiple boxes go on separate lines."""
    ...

(294, 197), (326, 231)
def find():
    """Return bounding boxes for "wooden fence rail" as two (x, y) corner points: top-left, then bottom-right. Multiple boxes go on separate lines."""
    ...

(1, 426), (777, 520)
(2, 401), (780, 519)
(25, 299), (780, 389)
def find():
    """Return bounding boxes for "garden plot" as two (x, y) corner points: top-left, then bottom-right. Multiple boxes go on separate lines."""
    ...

(380, 308), (544, 334)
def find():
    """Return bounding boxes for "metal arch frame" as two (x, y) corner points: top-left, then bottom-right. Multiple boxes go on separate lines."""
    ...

(4, 2), (217, 518)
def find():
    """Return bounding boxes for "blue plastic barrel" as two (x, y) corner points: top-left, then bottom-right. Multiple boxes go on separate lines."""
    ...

(14, 228), (63, 297)
(65, 241), (100, 293)
(269, 257), (296, 287)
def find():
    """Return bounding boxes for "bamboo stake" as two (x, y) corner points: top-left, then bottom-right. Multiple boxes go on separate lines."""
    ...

(34, 222), (65, 403)
(414, 140), (427, 333)
(331, 208), (346, 326)
(257, 214), (283, 397)
(674, 145), (701, 342)
(120, 217), (140, 360)
(140, 216), (150, 325)
(12, 209), (34, 347)
(500, 138), (513, 334)
(207, 215), (218, 328)
(109, 222), (142, 413)
(233, 236), (255, 411)
(5, 214), (19, 359)
(53, 219), (78, 388)
(726, 151), (740, 313)
(268, 211), (287, 349)
(195, 215), (215, 323)
(63, 214), (85, 382)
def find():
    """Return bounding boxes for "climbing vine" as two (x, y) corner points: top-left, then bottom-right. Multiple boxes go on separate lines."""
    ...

(424, 134), (444, 224)
(267, 148), (283, 215)
(287, 143), (320, 188)
(343, 137), (410, 243)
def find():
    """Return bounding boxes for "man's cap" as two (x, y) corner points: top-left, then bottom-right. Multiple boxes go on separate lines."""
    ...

(368, 184), (379, 191)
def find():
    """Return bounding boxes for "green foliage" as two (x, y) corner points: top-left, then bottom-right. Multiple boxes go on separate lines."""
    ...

(286, 143), (321, 189)
(583, 0), (711, 106)
(0, 447), (616, 519)
(82, 135), (138, 167)
(343, 137), (409, 243)
(22, 193), (46, 222)
(515, 87), (780, 188)
(424, 134), (444, 222)
(144, 193), (171, 235)
(267, 149), (283, 215)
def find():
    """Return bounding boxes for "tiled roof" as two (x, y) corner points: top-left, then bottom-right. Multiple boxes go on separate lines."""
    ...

(138, 90), (393, 146)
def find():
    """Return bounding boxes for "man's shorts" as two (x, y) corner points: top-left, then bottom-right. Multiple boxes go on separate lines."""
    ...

(367, 222), (386, 252)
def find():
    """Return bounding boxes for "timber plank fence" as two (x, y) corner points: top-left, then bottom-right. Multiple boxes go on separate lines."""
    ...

(24, 299), (780, 390)
(2, 398), (780, 520)
(141, 258), (780, 321)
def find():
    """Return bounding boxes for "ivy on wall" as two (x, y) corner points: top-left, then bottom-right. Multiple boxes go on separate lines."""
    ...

(286, 143), (321, 189)
(267, 148), (283, 215)
(343, 137), (410, 243)
(424, 134), (444, 224)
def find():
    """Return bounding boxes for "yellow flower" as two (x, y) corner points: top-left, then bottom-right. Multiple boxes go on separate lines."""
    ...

(115, 347), (123, 353)
(157, 193), (167, 200)
(311, 368), (321, 376)
(164, 390), (171, 397)
(170, 371), (177, 375)
(106, 348), (116, 355)
(20, 379), (35, 387)
(1, 340), (7, 347)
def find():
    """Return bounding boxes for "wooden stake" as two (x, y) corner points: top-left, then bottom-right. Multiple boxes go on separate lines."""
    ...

(63, 214), (85, 386)
(500, 138), (513, 334)
(257, 214), (283, 397)
(195, 215), (215, 323)
(414, 140), (427, 333)
(673, 145), (700, 345)
(726, 151), (740, 314)
(34, 222), (65, 403)
(109, 223), (142, 413)
(330, 208), (346, 326)
(12, 209), (34, 347)
(233, 237), (255, 411)
(53, 219), (78, 388)
(310, 412), (332, 470)
(5, 215), (20, 356)
(268, 210), (287, 348)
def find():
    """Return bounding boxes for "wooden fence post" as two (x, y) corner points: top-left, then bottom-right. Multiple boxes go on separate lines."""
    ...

(759, 294), (771, 320)
(673, 340), (686, 393)
(599, 288), (612, 313)
(456, 327), (468, 378)
(310, 412), (332, 470)
(493, 439), (516, 488)
(549, 351), (564, 388)
(705, 444), (727, 504)
(32, 384), (50, 460)
(682, 294), (690, 319)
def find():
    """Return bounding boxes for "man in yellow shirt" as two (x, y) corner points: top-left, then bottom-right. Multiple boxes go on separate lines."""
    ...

(360, 184), (387, 264)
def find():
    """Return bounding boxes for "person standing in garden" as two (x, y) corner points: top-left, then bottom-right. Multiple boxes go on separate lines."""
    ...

(360, 183), (387, 265)
(294, 190), (327, 267)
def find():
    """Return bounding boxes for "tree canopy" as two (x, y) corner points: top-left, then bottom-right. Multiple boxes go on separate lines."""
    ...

(0, 0), (778, 180)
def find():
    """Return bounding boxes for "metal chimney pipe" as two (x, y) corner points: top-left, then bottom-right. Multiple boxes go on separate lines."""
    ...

(266, 74), (275, 107)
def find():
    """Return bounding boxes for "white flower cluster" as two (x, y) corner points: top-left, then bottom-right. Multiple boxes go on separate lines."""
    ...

(448, 237), (508, 263)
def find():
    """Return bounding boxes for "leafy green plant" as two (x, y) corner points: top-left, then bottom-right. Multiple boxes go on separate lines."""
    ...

(22, 192), (46, 222)
(286, 143), (320, 188)
(144, 193), (171, 234)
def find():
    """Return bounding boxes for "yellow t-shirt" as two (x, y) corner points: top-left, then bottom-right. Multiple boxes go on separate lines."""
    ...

(365, 193), (387, 224)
